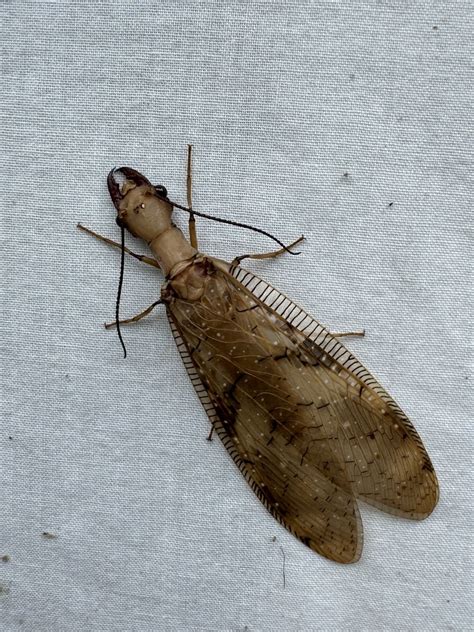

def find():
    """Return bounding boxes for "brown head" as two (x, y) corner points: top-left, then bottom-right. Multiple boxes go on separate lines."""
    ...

(108, 167), (197, 278)
(107, 167), (174, 243)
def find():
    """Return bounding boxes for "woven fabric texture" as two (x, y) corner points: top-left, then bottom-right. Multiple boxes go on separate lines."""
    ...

(1, 2), (472, 631)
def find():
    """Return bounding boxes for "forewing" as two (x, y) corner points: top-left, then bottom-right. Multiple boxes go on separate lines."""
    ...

(166, 261), (363, 563)
(221, 259), (439, 520)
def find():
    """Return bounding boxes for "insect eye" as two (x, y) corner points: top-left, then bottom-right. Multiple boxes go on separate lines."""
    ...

(155, 185), (168, 198)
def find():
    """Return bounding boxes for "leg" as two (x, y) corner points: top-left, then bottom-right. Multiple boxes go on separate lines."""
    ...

(188, 214), (197, 249)
(330, 330), (365, 338)
(77, 223), (160, 268)
(186, 144), (198, 249)
(104, 300), (163, 329)
(207, 426), (214, 442)
(231, 235), (305, 266)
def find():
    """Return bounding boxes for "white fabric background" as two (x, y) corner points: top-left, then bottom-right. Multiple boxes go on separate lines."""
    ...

(1, 2), (472, 631)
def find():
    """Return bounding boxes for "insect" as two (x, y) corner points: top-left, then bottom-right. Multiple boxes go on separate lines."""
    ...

(78, 147), (439, 563)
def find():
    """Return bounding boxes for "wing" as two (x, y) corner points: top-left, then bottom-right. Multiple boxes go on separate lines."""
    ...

(168, 312), (363, 564)
(221, 260), (439, 520)
(165, 257), (438, 562)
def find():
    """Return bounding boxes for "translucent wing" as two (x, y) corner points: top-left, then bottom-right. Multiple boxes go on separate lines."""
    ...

(165, 257), (438, 563)
(222, 259), (439, 520)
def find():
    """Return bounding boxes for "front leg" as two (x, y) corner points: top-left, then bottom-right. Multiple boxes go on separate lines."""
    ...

(231, 235), (305, 266)
(186, 144), (198, 249)
(77, 224), (159, 268)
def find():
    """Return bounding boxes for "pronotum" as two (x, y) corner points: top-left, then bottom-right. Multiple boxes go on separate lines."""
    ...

(79, 147), (438, 563)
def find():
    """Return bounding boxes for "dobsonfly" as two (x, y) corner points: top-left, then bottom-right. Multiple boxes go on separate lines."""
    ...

(78, 146), (439, 563)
